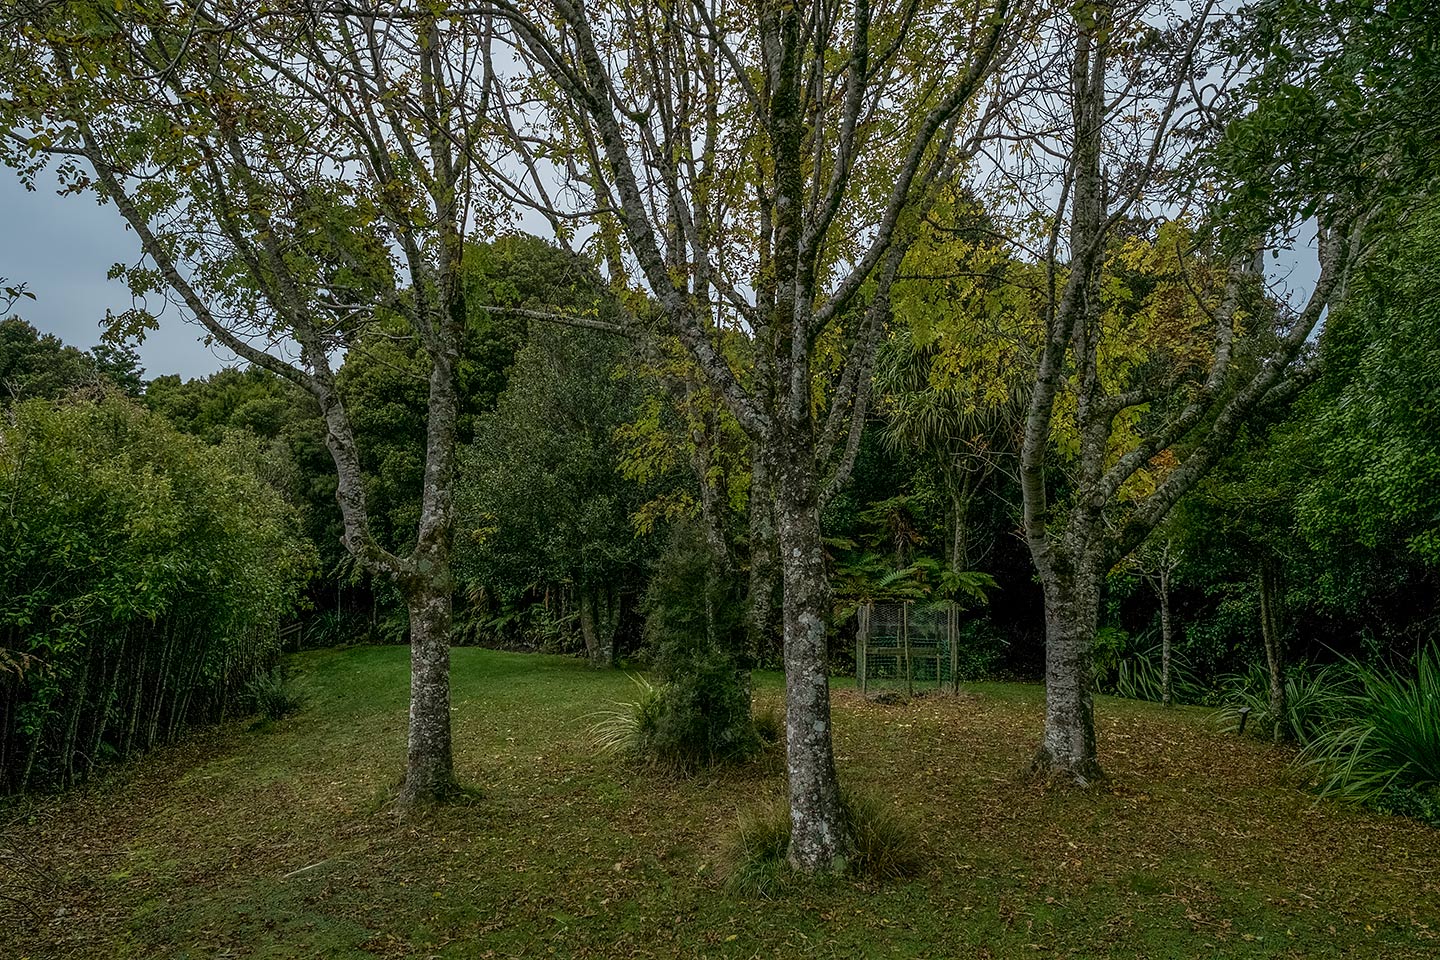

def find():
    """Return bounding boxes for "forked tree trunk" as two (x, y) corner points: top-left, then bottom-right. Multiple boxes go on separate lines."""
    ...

(1031, 553), (1104, 785)
(1258, 560), (1286, 743)
(399, 568), (456, 805)
(773, 441), (849, 873)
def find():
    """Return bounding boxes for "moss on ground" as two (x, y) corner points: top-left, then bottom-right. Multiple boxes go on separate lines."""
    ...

(3, 645), (1438, 958)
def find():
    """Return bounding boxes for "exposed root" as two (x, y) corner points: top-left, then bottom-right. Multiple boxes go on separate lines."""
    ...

(1026, 747), (1106, 789)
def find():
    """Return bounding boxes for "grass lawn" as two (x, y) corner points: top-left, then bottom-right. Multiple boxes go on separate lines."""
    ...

(3, 645), (1437, 959)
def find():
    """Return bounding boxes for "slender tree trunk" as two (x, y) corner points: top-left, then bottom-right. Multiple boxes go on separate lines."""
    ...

(773, 437), (849, 873)
(1258, 559), (1286, 743)
(62, 652), (91, 788)
(1031, 549), (1104, 785)
(579, 588), (599, 664)
(950, 465), (974, 573)
(1159, 562), (1173, 708)
(598, 588), (618, 666)
(399, 566), (456, 805)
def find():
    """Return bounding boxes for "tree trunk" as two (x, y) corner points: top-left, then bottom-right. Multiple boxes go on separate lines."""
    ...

(1258, 559), (1286, 743)
(399, 570), (456, 806)
(598, 589), (618, 666)
(578, 587), (616, 668)
(1159, 561), (1173, 708)
(579, 588), (599, 664)
(950, 464), (974, 573)
(773, 441), (849, 873)
(1031, 554), (1104, 785)
(747, 447), (781, 667)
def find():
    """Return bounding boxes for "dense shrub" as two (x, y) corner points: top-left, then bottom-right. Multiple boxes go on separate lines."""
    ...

(0, 397), (312, 792)
(636, 650), (760, 769)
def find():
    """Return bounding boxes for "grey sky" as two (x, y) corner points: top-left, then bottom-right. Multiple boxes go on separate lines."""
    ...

(3, 162), (1323, 385)
(0, 171), (236, 380)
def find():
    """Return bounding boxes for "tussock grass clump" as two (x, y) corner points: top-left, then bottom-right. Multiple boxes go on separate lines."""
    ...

(844, 789), (926, 881)
(718, 788), (923, 896)
(587, 674), (663, 757)
(718, 797), (794, 897)
(752, 701), (784, 747)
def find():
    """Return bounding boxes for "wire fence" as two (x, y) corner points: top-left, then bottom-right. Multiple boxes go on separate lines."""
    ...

(856, 601), (960, 695)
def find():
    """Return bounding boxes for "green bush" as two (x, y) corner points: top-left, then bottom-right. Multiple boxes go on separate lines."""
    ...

(589, 661), (761, 771)
(0, 396), (313, 792)
(637, 651), (761, 770)
(718, 788), (924, 896)
(1376, 785), (1440, 827)
(620, 522), (758, 770)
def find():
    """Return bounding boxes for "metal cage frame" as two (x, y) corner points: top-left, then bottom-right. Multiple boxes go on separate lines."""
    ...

(855, 600), (960, 695)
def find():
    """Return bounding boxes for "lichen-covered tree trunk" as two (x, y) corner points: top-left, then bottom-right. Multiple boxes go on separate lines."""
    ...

(747, 447), (781, 666)
(1032, 548), (1105, 785)
(773, 438), (849, 873)
(400, 567), (456, 805)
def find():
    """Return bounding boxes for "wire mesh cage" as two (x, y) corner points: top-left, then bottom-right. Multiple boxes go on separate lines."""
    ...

(856, 601), (960, 695)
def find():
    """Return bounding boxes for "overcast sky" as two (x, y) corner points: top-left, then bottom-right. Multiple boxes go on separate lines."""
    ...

(3, 162), (1323, 385)
(1, 172), (235, 380)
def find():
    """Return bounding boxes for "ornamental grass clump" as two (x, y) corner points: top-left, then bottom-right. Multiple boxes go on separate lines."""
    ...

(718, 788), (923, 896)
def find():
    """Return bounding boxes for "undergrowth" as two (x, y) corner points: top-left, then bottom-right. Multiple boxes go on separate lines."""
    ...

(1216, 649), (1440, 827)
(1301, 648), (1440, 825)
(247, 665), (307, 723)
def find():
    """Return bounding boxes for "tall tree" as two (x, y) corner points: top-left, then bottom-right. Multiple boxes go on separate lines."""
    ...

(1, 2), (498, 805)
(877, 190), (1034, 575)
(1000, 0), (1385, 783)
(494, 0), (1030, 870)
(455, 296), (645, 669)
